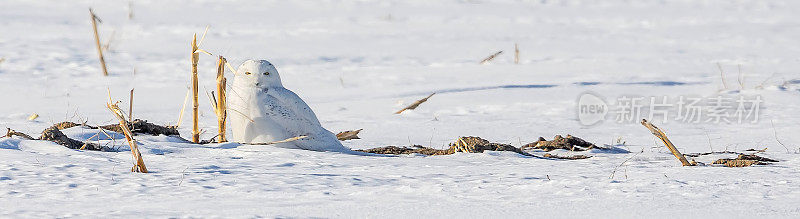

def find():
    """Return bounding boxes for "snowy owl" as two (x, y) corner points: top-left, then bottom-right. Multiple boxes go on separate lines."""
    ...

(228, 59), (348, 152)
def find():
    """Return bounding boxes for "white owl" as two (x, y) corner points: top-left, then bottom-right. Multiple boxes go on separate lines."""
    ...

(228, 59), (349, 152)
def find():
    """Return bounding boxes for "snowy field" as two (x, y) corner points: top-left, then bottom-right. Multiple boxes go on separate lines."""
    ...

(2, 0), (800, 218)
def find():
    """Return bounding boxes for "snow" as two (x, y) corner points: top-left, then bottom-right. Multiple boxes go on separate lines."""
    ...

(1, 0), (800, 217)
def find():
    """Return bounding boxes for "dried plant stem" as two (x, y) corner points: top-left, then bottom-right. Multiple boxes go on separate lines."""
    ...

(106, 99), (147, 173)
(609, 149), (644, 179)
(514, 43), (519, 64)
(640, 119), (694, 166)
(480, 51), (503, 65)
(395, 93), (435, 114)
(128, 88), (134, 123)
(127, 1), (134, 20)
(4, 128), (35, 140)
(737, 64), (745, 90)
(191, 34), (200, 143)
(89, 8), (108, 76)
(215, 56), (228, 143)
(716, 63), (728, 90)
(176, 89), (190, 128)
(770, 120), (790, 153)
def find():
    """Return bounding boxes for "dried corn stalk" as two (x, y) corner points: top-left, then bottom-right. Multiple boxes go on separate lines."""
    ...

(89, 8), (108, 76)
(215, 56), (228, 142)
(107, 100), (148, 173)
(190, 34), (200, 143)
(395, 93), (435, 114)
(640, 119), (693, 166)
(479, 51), (503, 65)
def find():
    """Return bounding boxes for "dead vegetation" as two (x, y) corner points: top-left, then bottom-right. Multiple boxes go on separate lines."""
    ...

(395, 93), (435, 114)
(4, 128), (35, 140)
(89, 8), (108, 76)
(713, 154), (779, 167)
(107, 99), (148, 173)
(3, 118), (179, 152)
(641, 119), (779, 167)
(542, 153), (591, 160)
(5, 124), (110, 151)
(336, 129), (362, 141)
(479, 51), (503, 64)
(640, 119), (694, 166)
(212, 56), (228, 143)
(99, 119), (179, 136)
(358, 136), (595, 160)
(520, 135), (598, 151)
(356, 145), (451, 156)
(41, 125), (108, 151)
(190, 34), (200, 143)
(451, 136), (525, 154)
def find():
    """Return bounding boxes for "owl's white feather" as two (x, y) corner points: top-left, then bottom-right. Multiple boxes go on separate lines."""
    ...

(228, 59), (348, 152)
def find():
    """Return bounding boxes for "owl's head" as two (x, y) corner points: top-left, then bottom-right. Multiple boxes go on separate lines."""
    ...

(234, 59), (282, 88)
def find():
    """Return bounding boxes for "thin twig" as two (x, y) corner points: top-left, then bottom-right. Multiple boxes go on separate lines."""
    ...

(176, 89), (191, 128)
(770, 119), (790, 153)
(610, 149), (644, 179)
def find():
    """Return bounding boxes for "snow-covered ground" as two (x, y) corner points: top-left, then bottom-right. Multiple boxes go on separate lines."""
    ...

(1, 0), (800, 217)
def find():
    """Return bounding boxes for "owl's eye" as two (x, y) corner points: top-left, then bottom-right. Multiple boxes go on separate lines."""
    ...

(263, 71), (269, 76)
(245, 71), (252, 75)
